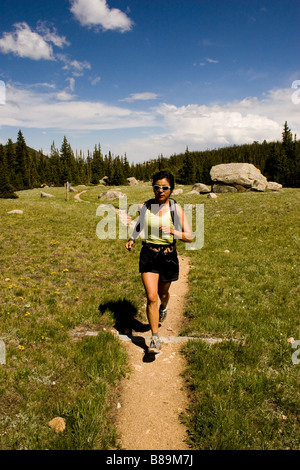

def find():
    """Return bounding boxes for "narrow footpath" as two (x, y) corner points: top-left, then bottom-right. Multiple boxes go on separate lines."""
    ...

(115, 255), (192, 451)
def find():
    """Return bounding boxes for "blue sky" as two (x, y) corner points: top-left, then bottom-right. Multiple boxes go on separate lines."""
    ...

(0, 0), (299, 163)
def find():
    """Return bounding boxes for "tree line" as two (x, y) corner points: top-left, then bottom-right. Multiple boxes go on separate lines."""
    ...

(0, 122), (299, 198)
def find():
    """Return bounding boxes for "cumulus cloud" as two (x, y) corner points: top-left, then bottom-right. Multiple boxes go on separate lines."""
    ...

(1, 83), (156, 130)
(70, 0), (134, 32)
(57, 54), (91, 76)
(1, 83), (299, 163)
(36, 21), (70, 48)
(0, 22), (68, 60)
(120, 92), (160, 102)
(56, 77), (76, 101)
(56, 90), (76, 101)
(114, 88), (300, 161)
(0, 22), (90, 78)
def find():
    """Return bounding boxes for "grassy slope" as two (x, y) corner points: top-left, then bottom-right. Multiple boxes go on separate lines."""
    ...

(0, 184), (299, 449)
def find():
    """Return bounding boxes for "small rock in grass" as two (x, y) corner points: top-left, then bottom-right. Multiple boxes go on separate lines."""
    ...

(48, 417), (66, 433)
(7, 210), (23, 214)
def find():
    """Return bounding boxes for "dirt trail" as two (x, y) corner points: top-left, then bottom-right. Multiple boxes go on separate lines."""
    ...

(74, 190), (88, 202)
(115, 255), (192, 451)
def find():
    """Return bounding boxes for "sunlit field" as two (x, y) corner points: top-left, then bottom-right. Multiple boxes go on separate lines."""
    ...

(0, 184), (299, 449)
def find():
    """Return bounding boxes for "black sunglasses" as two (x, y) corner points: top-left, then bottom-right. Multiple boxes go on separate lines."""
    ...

(153, 185), (171, 192)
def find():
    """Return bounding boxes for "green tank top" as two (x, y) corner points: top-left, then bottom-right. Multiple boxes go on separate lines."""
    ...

(144, 206), (174, 245)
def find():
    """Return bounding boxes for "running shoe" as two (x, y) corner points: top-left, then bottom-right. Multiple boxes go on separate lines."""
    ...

(159, 304), (168, 323)
(148, 336), (161, 354)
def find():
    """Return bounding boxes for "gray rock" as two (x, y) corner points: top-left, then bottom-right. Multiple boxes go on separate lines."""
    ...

(210, 163), (268, 191)
(185, 190), (199, 195)
(98, 190), (125, 201)
(41, 192), (54, 198)
(192, 183), (210, 193)
(213, 183), (237, 193)
(7, 209), (23, 214)
(172, 188), (183, 195)
(127, 177), (139, 185)
(267, 181), (283, 191)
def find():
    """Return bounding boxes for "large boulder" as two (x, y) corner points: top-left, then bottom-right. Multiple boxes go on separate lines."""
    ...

(210, 163), (268, 192)
(192, 183), (210, 194)
(267, 181), (283, 191)
(172, 188), (183, 195)
(213, 184), (238, 193)
(98, 190), (125, 201)
(127, 177), (139, 185)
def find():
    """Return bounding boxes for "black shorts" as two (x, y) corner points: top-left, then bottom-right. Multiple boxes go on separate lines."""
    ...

(139, 243), (179, 283)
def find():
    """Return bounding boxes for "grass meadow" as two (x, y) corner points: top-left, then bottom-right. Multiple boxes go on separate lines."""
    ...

(0, 183), (299, 450)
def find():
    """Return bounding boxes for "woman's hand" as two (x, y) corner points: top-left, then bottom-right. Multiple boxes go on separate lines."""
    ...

(159, 224), (174, 235)
(125, 240), (135, 251)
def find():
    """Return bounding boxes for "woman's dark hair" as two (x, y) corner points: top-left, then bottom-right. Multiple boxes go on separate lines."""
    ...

(152, 170), (175, 190)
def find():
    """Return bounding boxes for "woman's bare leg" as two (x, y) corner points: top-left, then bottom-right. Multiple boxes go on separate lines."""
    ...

(158, 281), (171, 309)
(141, 272), (160, 335)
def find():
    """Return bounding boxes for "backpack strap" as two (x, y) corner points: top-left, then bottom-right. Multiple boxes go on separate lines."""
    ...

(168, 198), (177, 226)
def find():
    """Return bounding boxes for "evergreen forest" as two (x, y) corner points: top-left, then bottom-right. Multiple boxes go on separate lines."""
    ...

(1, 122), (299, 198)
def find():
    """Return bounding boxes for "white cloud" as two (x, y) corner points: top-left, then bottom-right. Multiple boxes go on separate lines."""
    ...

(0, 22), (68, 60)
(66, 77), (75, 92)
(205, 57), (219, 64)
(56, 77), (76, 100)
(1, 83), (299, 163)
(0, 22), (54, 60)
(57, 54), (91, 75)
(36, 21), (70, 48)
(114, 88), (300, 161)
(70, 0), (134, 32)
(56, 90), (76, 101)
(90, 76), (101, 85)
(120, 92), (160, 102)
(1, 83), (157, 130)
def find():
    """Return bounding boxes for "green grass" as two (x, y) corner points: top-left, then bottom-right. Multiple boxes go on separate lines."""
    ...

(0, 185), (142, 449)
(0, 184), (299, 449)
(180, 189), (300, 450)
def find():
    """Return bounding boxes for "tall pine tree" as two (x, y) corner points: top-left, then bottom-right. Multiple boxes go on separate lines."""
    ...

(91, 144), (104, 184)
(59, 136), (79, 185)
(0, 144), (18, 198)
(15, 130), (31, 189)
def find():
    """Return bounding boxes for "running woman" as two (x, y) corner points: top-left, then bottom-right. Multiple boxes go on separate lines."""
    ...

(125, 171), (193, 353)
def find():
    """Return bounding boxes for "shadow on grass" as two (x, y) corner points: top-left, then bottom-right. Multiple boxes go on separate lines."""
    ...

(98, 299), (156, 363)
(98, 299), (150, 335)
